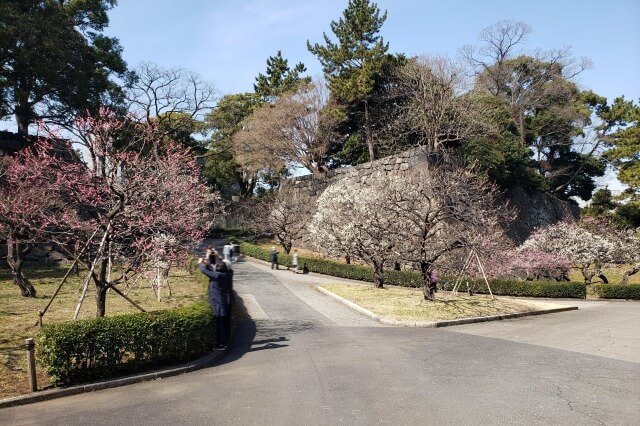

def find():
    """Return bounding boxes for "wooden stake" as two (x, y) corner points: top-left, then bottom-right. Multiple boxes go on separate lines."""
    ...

(475, 250), (494, 299)
(74, 224), (110, 319)
(109, 285), (146, 313)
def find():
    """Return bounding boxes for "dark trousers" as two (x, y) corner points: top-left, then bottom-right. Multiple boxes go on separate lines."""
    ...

(215, 315), (229, 346)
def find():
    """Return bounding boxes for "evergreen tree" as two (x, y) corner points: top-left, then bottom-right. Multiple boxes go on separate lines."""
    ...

(254, 51), (309, 99)
(307, 0), (389, 162)
(600, 96), (640, 196)
(0, 0), (128, 135)
(204, 93), (262, 196)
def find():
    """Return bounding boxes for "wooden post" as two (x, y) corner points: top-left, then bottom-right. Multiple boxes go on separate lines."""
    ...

(25, 338), (37, 392)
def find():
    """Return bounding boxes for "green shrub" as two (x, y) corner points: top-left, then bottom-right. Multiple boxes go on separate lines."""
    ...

(37, 300), (214, 386)
(591, 284), (640, 300)
(239, 242), (584, 297)
(441, 279), (586, 299)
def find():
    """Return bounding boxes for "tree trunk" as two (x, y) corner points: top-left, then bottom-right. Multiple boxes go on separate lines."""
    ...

(95, 248), (110, 317)
(345, 256), (351, 265)
(420, 261), (434, 301)
(95, 284), (108, 318)
(373, 261), (384, 289)
(364, 99), (375, 162)
(16, 114), (30, 137)
(581, 265), (594, 285)
(622, 265), (640, 285)
(15, 91), (31, 137)
(6, 239), (37, 297)
(517, 108), (526, 147)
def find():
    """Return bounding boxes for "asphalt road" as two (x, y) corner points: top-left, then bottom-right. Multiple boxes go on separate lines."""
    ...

(1, 257), (639, 425)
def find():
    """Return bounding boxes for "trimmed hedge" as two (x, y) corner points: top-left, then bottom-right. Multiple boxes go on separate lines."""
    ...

(442, 279), (587, 299)
(238, 242), (422, 286)
(239, 241), (585, 298)
(591, 284), (640, 300)
(38, 299), (214, 386)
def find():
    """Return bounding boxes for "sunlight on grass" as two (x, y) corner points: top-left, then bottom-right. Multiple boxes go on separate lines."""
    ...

(568, 265), (640, 285)
(319, 283), (539, 322)
(0, 262), (206, 399)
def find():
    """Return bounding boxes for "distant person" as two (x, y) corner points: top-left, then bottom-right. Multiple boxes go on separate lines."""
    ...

(198, 249), (233, 348)
(231, 244), (238, 262)
(270, 246), (279, 270)
(429, 267), (439, 294)
(222, 243), (232, 264)
(292, 249), (299, 273)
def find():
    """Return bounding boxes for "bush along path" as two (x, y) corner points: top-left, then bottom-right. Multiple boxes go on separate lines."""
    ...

(238, 241), (640, 300)
(2, 273), (218, 403)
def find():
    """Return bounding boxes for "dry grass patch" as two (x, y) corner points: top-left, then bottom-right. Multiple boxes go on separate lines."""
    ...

(568, 265), (640, 285)
(320, 283), (540, 322)
(0, 262), (206, 399)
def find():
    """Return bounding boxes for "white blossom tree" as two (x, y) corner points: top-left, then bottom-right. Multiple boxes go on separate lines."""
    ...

(388, 163), (513, 299)
(616, 228), (640, 284)
(520, 221), (617, 284)
(309, 177), (399, 288)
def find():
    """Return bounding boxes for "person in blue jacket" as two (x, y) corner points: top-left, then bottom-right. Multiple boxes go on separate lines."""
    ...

(198, 248), (233, 348)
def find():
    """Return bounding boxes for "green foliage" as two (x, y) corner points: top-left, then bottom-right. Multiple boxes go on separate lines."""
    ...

(614, 201), (640, 228)
(471, 55), (605, 200)
(601, 97), (640, 193)
(307, 0), (391, 162)
(37, 300), (214, 386)
(461, 135), (545, 191)
(590, 284), (640, 300)
(0, 0), (128, 133)
(154, 112), (206, 153)
(589, 188), (617, 214)
(326, 53), (407, 165)
(204, 92), (263, 195)
(582, 192), (640, 229)
(307, 0), (389, 104)
(239, 242), (586, 297)
(254, 50), (309, 98)
(442, 279), (586, 299)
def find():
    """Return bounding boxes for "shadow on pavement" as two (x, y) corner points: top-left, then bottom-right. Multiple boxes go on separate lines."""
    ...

(215, 293), (319, 366)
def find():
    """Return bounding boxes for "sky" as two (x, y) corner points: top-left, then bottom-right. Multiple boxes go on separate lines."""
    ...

(104, 0), (640, 103)
(3, 0), (638, 191)
(102, 0), (639, 192)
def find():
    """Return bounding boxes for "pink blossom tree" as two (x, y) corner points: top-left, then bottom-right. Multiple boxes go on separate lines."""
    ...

(0, 138), (91, 297)
(461, 242), (572, 281)
(51, 110), (219, 317)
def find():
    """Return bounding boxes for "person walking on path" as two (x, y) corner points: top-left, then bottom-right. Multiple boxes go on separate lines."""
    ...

(292, 249), (299, 273)
(198, 249), (233, 348)
(270, 246), (279, 270)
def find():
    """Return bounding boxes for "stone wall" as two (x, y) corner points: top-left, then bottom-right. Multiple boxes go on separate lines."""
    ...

(279, 147), (578, 248)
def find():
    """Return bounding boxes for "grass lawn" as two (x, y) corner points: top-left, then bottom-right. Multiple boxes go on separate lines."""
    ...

(0, 261), (206, 399)
(256, 242), (328, 260)
(568, 265), (640, 285)
(319, 283), (541, 322)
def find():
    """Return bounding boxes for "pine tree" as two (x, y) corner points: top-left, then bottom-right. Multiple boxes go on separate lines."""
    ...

(254, 51), (308, 99)
(307, 0), (389, 161)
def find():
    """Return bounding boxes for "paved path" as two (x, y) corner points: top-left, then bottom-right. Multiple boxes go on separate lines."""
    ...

(1, 257), (639, 425)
